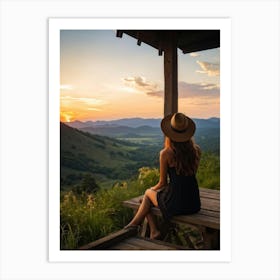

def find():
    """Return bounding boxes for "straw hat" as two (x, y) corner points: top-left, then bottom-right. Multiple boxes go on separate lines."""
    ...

(161, 112), (196, 142)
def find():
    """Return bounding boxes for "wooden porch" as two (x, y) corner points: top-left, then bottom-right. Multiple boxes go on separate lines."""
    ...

(79, 227), (188, 250)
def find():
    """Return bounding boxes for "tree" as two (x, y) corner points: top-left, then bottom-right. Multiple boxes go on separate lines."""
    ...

(74, 173), (99, 194)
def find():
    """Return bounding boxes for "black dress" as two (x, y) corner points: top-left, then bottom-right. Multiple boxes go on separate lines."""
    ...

(157, 167), (201, 221)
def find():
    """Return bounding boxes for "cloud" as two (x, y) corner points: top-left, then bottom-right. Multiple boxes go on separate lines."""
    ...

(146, 81), (219, 99)
(179, 81), (219, 98)
(60, 84), (74, 90)
(87, 108), (102, 111)
(146, 90), (164, 97)
(189, 52), (200, 57)
(60, 96), (105, 106)
(196, 60), (220, 76)
(122, 76), (159, 92)
(121, 76), (219, 102)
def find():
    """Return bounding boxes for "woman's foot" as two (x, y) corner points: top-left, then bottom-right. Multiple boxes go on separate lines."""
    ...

(150, 230), (161, 240)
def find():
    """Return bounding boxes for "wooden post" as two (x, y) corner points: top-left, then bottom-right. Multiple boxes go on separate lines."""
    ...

(164, 33), (178, 117)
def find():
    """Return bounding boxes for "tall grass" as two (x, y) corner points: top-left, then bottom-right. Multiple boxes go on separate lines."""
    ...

(196, 152), (220, 190)
(60, 167), (159, 249)
(60, 153), (219, 249)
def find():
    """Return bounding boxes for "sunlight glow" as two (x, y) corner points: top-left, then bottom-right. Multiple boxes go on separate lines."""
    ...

(60, 30), (220, 121)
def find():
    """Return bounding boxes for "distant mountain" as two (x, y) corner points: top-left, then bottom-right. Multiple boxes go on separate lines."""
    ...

(67, 117), (219, 129)
(193, 117), (220, 128)
(68, 117), (161, 129)
(66, 117), (218, 146)
(64, 117), (220, 154)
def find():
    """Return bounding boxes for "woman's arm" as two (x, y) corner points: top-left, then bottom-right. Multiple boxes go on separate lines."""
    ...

(150, 149), (169, 191)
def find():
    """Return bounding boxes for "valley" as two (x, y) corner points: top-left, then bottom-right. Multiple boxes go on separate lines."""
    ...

(61, 117), (220, 190)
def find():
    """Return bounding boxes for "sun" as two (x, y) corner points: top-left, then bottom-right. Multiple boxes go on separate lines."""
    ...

(60, 112), (73, 123)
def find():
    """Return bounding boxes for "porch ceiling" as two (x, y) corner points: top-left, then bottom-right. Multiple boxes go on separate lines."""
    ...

(116, 30), (220, 54)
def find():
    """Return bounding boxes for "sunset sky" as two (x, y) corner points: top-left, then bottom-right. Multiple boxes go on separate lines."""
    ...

(60, 30), (220, 122)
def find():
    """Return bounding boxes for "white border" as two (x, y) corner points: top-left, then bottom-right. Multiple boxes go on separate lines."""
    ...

(49, 18), (231, 262)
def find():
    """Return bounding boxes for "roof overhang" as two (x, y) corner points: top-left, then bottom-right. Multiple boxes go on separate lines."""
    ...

(116, 30), (220, 55)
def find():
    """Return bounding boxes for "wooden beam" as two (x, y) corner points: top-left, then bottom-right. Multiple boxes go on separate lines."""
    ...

(79, 227), (138, 250)
(120, 30), (161, 51)
(164, 33), (178, 117)
(116, 30), (123, 38)
(181, 39), (220, 54)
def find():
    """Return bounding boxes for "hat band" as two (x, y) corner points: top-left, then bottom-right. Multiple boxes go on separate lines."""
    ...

(171, 124), (188, 133)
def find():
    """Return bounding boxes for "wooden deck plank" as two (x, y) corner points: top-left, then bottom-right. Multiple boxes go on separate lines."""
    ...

(125, 237), (186, 250)
(197, 208), (219, 218)
(126, 238), (177, 250)
(123, 188), (220, 230)
(124, 196), (220, 213)
(123, 200), (219, 229)
(111, 237), (187, 250)
(140, 238), (188, 250)
(172, 213), (219, 229)
(200, 187), (220, 194)
(79, 227), (138, 250)
(201, 197), (220, 211)
(199, 188), (220, 199)
(110, 242), (141, 250)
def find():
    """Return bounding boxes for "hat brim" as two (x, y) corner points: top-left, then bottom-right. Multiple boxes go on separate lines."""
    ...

(161, 114), (196, 142)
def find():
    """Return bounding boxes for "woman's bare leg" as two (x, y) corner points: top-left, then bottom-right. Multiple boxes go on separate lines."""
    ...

(144, 189), (158, 207)
(144, 189), (160, 239)
(146, 213), (161, 239)
(126, 195), (152, 227)
(126, 189), (161, 239)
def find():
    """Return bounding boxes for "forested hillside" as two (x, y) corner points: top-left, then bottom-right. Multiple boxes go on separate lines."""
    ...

(60, 123), (160, 189)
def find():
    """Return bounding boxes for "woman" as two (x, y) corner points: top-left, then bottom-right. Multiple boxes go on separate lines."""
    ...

(125, 112), (201, 239)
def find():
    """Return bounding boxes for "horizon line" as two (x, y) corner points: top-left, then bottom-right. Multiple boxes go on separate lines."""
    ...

(63, 116), (220, 123)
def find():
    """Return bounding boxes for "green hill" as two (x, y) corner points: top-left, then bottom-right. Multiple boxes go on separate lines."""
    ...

(60, 123), (161, 190)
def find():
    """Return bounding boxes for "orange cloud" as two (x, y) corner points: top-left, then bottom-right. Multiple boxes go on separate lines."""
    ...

(60, 95), (106, 122)
(196, 60), (220, 76)
(146, 81), (219, 98)
(122, 76), (159, 93)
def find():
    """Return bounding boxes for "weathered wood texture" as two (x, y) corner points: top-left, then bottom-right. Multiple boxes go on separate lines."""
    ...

(117, 30), (220, 54)
(164, 32), (178, 116)
(123, 188), (220, 230)
(79, 227), (138, 250)
(79, 229), (187, 250)
(110, 237), (188, 250)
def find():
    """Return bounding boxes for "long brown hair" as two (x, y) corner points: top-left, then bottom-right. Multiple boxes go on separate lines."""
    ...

(165, 137), (201, 176)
